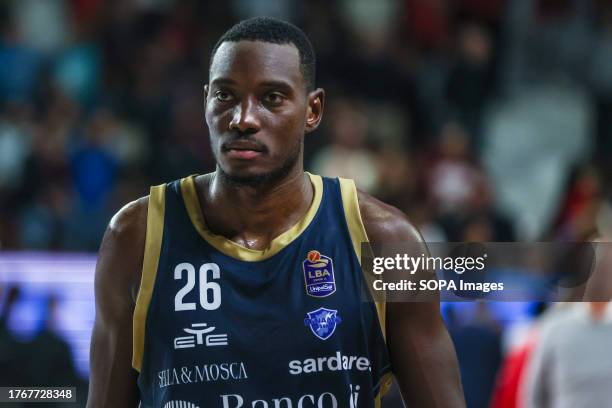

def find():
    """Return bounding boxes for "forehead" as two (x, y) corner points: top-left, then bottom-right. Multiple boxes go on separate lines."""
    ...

(210, 41), (303, 89)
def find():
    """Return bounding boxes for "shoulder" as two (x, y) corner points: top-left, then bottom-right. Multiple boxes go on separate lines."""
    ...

(107, 196), (149, 239)
(97, 196), (149, 303)
(356, 189), (423, 244)
(538, 305), (582, 340)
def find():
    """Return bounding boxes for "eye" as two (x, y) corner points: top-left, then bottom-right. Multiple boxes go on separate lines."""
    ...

(264, 92), (285, 105)
(214, 90), (233, 102)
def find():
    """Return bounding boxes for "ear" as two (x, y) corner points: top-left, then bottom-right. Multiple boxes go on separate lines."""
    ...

(305, 88), (325, 134)
(203, 84), (210, 119)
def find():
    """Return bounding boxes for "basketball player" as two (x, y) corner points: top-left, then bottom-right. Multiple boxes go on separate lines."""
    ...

(87, 17), (464, 408)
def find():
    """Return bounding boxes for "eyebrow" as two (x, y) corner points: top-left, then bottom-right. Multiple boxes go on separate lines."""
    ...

(210, 78), (237, 86)
(258, 80), (294, 91)
(210, 78), (295, 92)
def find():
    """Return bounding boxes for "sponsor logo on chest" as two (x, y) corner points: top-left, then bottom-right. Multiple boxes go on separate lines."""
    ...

(220, 382), (362, 407)
(158, 362), (248, 389)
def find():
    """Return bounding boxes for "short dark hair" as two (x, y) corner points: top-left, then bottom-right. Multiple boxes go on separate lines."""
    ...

(210, 17), (316, 91)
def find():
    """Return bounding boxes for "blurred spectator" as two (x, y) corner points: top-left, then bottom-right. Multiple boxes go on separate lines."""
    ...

(310, 98), (379, 192)
(372, 147), (417, 206)
(232, 0), (293, 20)
(52, 43), (101, 108)
(427, 121), (484, 215)
(157, 81), (214, 181)
(489, 302), (548, 408)
(549, 164), (602, 240)
(20, 90), (77, 200)
(440, 181), (516, 242)
(11, 0), (71, 54)
(403, 0), (450, 51)
(405, 199), (448, 242)
(483, 82), (592, 240)
(521, 302), (612, 408)
(446, 21), (495, 141)
(0, 19), (43, 104)
(0, 287), (87, 406)
(596, 194), (612, 239)
(0, 286), (28, 386)
(0, 103), (35, 191)
(18, 183), (72, 249)
(587, 2), (612, 165)
(70, 110), (119, 211)
(27, 294), (87, 404)
(447, 302), (502, 408)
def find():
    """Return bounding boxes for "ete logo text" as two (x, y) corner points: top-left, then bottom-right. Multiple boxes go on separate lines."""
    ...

(174, 322), (228, 349)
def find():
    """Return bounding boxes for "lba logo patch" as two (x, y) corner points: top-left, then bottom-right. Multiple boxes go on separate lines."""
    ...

(304, 307), (342, 340)
(303, 250), (336, 297)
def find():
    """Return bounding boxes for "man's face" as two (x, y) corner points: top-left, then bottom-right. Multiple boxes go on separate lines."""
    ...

(205, 40), (323, 185)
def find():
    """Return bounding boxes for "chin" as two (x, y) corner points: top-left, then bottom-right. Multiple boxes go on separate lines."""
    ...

(221, 162), (300, 188)
(218, 165), (275, 186)
(216, 148), (299, 187)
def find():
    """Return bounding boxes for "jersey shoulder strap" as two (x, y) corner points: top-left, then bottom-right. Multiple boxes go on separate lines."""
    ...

(337, 177), (392, 402)
(337, 177), (368, 260)
(337, 178), (387, 336)
(132, 183), (166, 372)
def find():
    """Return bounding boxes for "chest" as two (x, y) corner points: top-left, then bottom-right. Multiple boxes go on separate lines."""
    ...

(148, 239), (371, 355)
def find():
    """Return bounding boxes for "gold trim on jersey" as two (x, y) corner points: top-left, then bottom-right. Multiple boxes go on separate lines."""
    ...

(132, 184), (166, 372)
(179, 172), (323, 262)
(338, 177), (386, 336)
(338, 178), (369, 260)
(338, 177), (391, 402)
(375, 372), (395, 407)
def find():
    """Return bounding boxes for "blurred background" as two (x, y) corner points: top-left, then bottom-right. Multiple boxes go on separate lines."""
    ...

(0, 0), (611, 407)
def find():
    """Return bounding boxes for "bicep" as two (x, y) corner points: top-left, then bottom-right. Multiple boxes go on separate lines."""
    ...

(87, 202), (145, 408)
(358, 191), (464, 406)
(88, 312), (139, 407)
(387, 302), (464, 407)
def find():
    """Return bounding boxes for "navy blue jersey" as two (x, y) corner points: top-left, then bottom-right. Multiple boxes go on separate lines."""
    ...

(132, 173), (392, 408)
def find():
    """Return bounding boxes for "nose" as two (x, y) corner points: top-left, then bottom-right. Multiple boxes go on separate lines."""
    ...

(229, 98), (260, 134)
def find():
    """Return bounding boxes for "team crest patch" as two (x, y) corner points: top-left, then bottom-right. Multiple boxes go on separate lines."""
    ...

(303, 250), (336, 297)
(304, 307), (342, 340)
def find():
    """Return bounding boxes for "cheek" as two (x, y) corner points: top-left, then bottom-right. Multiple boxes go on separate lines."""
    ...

(274, 106), (306, 132)
(204, 104), (214, 129)
(286, 115), (306, 140)
(274, 113), (304, 147)
(206, 107), (230, 133)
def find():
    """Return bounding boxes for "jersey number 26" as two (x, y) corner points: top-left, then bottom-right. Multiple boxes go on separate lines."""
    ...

(174, 262), (221, 311)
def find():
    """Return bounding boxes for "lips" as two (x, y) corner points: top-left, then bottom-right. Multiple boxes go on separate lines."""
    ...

(221, 140), (266, 159)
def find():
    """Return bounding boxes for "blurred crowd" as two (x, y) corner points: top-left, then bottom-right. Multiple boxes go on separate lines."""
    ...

(1, 1), (612, 407)
(0, 0), (611, 251)
(0, 285), (88, 407)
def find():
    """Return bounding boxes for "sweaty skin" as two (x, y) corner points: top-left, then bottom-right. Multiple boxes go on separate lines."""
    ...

(87, 38), (464, 407)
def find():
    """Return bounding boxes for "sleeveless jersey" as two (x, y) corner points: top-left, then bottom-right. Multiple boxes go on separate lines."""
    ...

(132, 172), (392, 408)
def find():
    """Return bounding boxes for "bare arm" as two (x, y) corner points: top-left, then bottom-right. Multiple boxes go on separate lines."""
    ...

(359, 192), (465, 408)
(87, 198), (148, 408)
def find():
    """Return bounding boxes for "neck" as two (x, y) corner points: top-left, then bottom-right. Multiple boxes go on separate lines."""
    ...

(197, 166), (313, 249)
